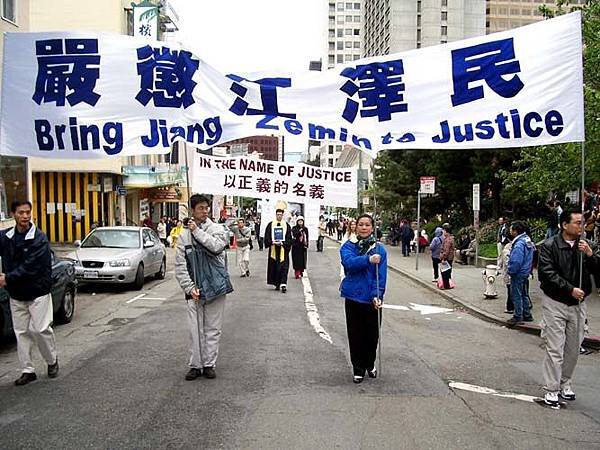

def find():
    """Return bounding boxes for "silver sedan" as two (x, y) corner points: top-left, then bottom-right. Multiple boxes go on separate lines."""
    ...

(71, 226), (166, 290)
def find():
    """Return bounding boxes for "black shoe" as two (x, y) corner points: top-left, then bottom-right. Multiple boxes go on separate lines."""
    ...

(14, 372), (37, 386)
(274, 285), (280, 291)
(185, 368), (202, 381)
(523, 316), (534, 322)
(281, 285), (287, 293)
(506, 317), (522, 327)
(48, 358), (59, 378)
(246, 270), (250, 277)
(504, 310), (514, 314)
(240, 274), (246, 278)
(203, 366), (216, 379)
(367, 367), (377, 378)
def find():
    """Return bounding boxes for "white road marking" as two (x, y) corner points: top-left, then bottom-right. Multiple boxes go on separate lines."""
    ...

(301, 271), (333, 344)
(126, 293), (166, 304)
(449, 381), (538, 403)
(409, 303), (454, 315)
(383, 304), (410, 311)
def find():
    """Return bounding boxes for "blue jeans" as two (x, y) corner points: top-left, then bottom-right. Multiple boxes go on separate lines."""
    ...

(510, 274), (532, 320)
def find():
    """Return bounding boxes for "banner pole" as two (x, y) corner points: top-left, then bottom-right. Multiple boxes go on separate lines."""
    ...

(579, 141), (585, 289)
(371, 156), (382, 378)
(416, 190), (421, 271)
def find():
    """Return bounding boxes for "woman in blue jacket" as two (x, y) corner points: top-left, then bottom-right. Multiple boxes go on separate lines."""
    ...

(340, 214), (387, 383)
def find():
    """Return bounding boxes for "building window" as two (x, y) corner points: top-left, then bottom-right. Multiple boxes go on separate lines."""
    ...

(417, 15), (421, 26)
(353, 55), (360, 60)
(329, 41), (335, 51)
(417, 29), (421, 41)
(337, 54), (344, 63)
(2, 0), (16, 23)
(329, 2), (335, 13)
(441, 39), (447, 44)
(417, 1), (421, 13)
(346, 2), (352, 9)
(345, 28), (352, 35)
(441, 0), (448, 6)
(329, 29), (335, 38)
(337, 29), (343, 37)
(354, 2), (360, 9)
(441, 26), (447, 36)
(337, 41), (344, 50)
(353, 29), (360, 36)
(345, 54), (353, 61)
(337, 16), (344, 24)
(328, 146), (334, 154)
(329, 158), (334, 167)
(441, 11), (447, 20)
(337, 2), (344, 10)
(354, 15), (360, 22)
(353, 41), (360, 48)
(345, 41), (352, 48)
(0, 156), (27, 220)
(336, 145), (342, 151)
(345, 15), (352, 22)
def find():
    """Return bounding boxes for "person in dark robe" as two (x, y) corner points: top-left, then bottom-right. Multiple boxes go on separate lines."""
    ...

(291, 216), (309, 279)
(264, 208), (292, 293)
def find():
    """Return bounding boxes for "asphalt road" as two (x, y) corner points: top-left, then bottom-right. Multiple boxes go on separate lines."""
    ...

(0, 243), (599, 449)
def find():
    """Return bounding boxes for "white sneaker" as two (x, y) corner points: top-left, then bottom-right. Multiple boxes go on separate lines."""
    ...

(544, 391), (559, 406)
(559, 387), (576, 401)
(432, 278), (438, 283)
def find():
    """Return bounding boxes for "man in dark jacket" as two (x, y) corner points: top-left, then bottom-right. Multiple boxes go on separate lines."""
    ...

(399, 220), (414, 257)
(0, 201), (59, 386)
(538, 209), (600, 408)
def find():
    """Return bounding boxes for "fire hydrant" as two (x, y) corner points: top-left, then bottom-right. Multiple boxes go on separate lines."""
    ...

(482, 264), (499, 299)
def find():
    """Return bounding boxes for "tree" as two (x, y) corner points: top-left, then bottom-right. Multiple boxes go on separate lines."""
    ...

(502, 1), (600, 201)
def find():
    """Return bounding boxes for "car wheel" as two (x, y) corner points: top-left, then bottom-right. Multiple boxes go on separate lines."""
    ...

(133, 264), (145, 290)
(56, 288), (75, 324)
(155, 258), (166, 280)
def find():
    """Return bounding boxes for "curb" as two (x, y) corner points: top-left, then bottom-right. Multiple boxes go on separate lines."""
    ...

(328, 237), (600, 350)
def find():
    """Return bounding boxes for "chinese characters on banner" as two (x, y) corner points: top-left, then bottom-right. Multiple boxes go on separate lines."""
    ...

(0, 13), (584, 159)
(133, 5), (158, 40)
(192, 154), (357, 208)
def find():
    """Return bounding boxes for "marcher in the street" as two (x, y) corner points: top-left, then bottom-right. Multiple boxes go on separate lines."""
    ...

(429, 227), (444, 283)
(317, 216), (327, 252)
(538, 209), (599, 408)
(264, 208), (292, 293)
(0, 201), (59, 386)
(175, 194), (232, 381)
(336, 220), (344, 240)
(506, 221), (535, 326)
(230, 218), (252, 277)
(545, 200), (562, 239)
(254, 216), (263, 251)
(439, 223), (455, 289)
(291, 216), (309, 279)
(157, 217), (167, 246)
(340, 214), (387, 384)
(340, 219), (358, 280)
(496, 238), (514, 315)
(169, 220), (183, 248)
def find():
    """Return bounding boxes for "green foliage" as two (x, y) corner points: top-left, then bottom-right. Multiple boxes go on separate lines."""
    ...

(479, 243), (498, 258)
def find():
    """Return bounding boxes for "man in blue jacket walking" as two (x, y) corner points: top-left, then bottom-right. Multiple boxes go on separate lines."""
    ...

(0, 201), (58, 386)
(507, 221), (535, 326)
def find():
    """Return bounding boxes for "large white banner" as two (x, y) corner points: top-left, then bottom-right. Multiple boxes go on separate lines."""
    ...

(193, 154), (357, 208)
(0, 13), (584, 159)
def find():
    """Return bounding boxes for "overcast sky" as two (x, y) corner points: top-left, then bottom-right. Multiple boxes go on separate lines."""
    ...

(169, 0), (326, 73)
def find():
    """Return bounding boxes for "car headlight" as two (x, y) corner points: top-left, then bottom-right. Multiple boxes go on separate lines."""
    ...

(109, 259), (131, 267)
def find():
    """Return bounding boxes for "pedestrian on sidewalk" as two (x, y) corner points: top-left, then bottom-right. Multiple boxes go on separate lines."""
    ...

(336, 220), (344, 241)
(496, 239), (514, 314)
(340, 219), (358, 280)
(0, 201), (59, 386)
(157, 217), (168, 246)
(264, 208), (292, 293)
(439, 223), (455, 289)
(496, 217), (510, 259)
(429, 227), (444, 283)
(254, 216), (264, 251)
(291, 216), (309, 279)
(400, 220), (414, 257)
(538, 209), (599, 408)
(175, 194), (232, 381)
(229, 218), (252, 277)
(317, 216), (327, 252)
(340, 214), (387, 384)
(506, 221), (535, 326)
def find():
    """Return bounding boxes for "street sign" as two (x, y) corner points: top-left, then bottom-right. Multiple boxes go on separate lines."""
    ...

(420, 176), (436, 194)
(362, 196), (370, 206)
(472, 183), (480, 211)
(116, 185), (127, 196)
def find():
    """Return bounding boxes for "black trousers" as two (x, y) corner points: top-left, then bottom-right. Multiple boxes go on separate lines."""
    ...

(432, 257), (440, 279)
(345, 299), (380, 375)
(441, 260), (453, 289)
(316, 235), (324, 252)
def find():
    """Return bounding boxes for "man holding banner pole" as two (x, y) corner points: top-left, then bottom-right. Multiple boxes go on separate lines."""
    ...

(264, 208), (292, 293)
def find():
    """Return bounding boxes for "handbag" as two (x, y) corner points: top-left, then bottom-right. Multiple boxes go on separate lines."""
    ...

(437, 277), (456, 290)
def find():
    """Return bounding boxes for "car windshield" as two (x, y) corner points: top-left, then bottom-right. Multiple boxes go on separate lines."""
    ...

(81, 230), (140, 249)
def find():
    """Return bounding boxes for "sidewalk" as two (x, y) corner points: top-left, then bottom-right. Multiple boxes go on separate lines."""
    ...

(329, 237), (600, 349)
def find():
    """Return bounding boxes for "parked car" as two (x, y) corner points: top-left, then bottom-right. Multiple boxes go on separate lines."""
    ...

(0, 251), (77, 339)
(71, 226), (166, 290)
